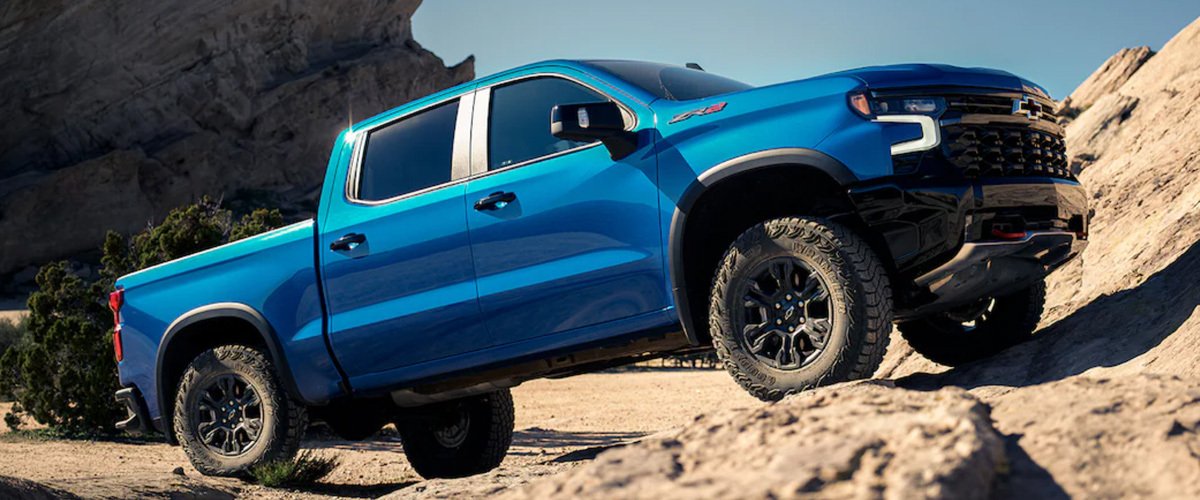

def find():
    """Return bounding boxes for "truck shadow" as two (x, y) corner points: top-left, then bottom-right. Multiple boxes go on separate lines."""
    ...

(898, 238), (1200, 391)
(509, 427), (645, 459)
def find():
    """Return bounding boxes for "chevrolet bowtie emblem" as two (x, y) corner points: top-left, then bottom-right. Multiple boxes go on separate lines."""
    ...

(1012, 96), (1043, 120)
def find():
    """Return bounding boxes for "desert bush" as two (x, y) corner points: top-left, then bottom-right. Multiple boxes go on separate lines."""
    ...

(0, 197), (284, 434)
(250, 451), (340, 488)
(0, 316), (28, 360)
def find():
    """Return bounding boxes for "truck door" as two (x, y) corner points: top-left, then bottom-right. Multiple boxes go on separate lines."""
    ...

(319, 91), (491, 389)
(463, 73), (668, 346)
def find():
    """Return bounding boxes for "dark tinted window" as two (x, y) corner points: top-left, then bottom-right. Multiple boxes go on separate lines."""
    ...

(358, 100), (459, 201)
(488, 78), (606, 170)
(585, 61), (753, 101)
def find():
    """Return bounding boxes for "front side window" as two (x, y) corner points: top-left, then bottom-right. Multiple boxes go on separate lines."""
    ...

(357, 100), (459, 201)
(488, 77), (607, 170)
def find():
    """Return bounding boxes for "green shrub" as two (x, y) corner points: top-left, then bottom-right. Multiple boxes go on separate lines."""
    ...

(0, 316), (28, 360)
(231, 208), (285, 242)
(250, 451), (340, 488)
(0, 197), (284, 435)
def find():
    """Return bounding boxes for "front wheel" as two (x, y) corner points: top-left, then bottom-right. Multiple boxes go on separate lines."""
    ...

(173, 345), (308, 477)
(394, 390), (515, 479)
(709, 216), (893, 402)
(897, 281), (1046, 366)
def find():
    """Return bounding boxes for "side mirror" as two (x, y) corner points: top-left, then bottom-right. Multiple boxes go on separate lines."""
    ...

(551, 101), (637, 160)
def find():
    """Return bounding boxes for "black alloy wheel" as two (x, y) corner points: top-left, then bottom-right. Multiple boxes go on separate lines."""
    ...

(737, 257), (834, 370)
(192, 374), (264, 456)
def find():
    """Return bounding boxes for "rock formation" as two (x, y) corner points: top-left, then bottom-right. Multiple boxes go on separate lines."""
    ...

(0, 0), (473, 276)
(498, 381), (1005, 500)
(1059, 47), (1154, 116)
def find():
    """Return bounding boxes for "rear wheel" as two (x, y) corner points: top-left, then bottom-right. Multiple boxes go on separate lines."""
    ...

(709, 216), (893, 402)
(394, 390), (515, 479)
(898, 281), (1046, 366)
(173, 345), (307, 477)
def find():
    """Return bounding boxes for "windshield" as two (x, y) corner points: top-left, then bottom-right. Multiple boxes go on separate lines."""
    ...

(584, 61), (754, 101)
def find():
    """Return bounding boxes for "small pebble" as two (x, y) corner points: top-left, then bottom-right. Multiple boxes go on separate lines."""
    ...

(171, 467), (185, 476)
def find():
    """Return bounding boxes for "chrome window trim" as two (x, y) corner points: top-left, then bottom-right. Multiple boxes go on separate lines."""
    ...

(344, 90), (475, 207)
(451, 91), (475, 180)
(469, 90), (491, 177)
(469, 72), (638, 177)
(342, 70), (642, 207)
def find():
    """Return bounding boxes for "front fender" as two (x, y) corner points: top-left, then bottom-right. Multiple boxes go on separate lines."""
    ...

(666, 148), (859, 345)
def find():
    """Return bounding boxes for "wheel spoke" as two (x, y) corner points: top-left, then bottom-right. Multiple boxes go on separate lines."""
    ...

(748, 331), (770, 354)
(743, 323), (768, 340)
(238, 390), (260, 408)
(243, 419), (262, 440)
(808, 285), (829, 303)
(775, 335), (792, 367)
(218, 376), (235, 400)
(786, 334), (802, 366)
(745, 285), (773, 309)
(202, 426), (222, 445)
(810, 318), (831, 334)
(768, 260), (795, 293)
(799, 274), (820, 298)
(223, 429), (236, 454)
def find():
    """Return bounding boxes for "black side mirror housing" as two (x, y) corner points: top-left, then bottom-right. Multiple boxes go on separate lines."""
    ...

(551, 101), (637, 160)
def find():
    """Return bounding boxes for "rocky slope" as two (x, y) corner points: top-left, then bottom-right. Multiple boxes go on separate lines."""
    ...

(1060, 47), (1155, 115)
(497, 381), (1005, 500)
(0, 0), (472, 276)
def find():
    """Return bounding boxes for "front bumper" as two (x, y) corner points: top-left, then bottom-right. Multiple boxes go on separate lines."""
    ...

(902, 231), (1085, 318)
(114, 386), (151, 435)
(849, 176), (1088, 318)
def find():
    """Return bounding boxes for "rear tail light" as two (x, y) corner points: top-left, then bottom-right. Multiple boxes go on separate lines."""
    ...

(109, 289), (124, 362)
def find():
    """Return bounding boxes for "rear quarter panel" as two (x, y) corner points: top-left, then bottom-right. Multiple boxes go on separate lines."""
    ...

(116, 220), (343, 421)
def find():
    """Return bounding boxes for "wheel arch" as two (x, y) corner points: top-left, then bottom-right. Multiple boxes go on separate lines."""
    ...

(153, 302), (305, 445)
(668, 148), (890, 346)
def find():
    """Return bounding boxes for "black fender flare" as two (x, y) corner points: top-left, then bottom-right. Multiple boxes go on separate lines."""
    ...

(668, 148), (859, 346)
(153, 302), (307, 444)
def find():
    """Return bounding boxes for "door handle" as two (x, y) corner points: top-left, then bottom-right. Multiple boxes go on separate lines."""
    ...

(330, 233), (367, 251)
(474, 191), (517, 211)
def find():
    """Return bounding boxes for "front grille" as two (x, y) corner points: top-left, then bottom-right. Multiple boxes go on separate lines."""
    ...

(946, 94), (1059, 125)
(942, 124), (1071, 179)
(882, 89), (1072, 180)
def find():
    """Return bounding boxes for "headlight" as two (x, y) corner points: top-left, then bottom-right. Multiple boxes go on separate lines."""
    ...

(848, 93), (945, 118)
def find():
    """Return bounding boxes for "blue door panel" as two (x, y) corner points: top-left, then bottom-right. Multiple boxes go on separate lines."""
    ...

(465, 142), (667, 344)
(320, 184), (492, 382)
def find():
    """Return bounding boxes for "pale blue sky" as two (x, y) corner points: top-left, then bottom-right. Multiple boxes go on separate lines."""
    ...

(413, 0), (1199, 99)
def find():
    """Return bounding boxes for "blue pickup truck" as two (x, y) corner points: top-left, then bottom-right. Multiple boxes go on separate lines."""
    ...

(111, 60), (1087, 478)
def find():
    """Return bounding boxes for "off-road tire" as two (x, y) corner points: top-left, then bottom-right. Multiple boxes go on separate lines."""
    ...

(173, 344), (308, 477)
(394, 390), (515, 479)
(709, 216), (893, 402)
(898, 281), (1046, 366)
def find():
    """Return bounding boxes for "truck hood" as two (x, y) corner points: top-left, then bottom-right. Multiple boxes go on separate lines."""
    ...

(826, 63), (1052, 98)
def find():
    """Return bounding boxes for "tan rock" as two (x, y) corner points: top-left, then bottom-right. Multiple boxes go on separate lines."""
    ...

(485, 381), (1004, 500)
(0, 0), (473, 274)
(1060, 47), (1153, 116)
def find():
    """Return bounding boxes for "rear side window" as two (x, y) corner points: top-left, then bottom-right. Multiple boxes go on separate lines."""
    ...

(357, 100), (459, 201)
(488, 78), (606, 170)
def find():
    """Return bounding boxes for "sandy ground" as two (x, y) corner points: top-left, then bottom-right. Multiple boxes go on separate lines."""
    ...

(0, 369), (758, 499)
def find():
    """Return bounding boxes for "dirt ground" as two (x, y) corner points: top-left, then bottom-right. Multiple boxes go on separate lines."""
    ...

(0, 368), (758, 499)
